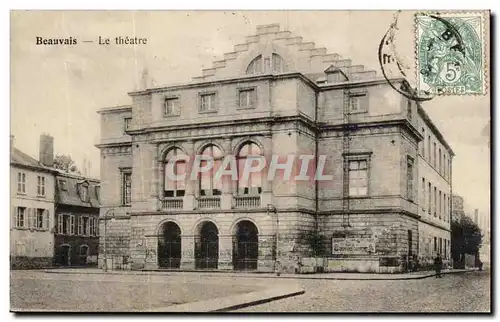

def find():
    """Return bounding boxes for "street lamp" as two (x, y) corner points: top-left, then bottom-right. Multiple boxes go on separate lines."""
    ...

(267, 204), (279, 276)
(102, 208), (115, 272)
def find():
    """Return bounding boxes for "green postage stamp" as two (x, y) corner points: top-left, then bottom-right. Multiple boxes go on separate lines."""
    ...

(416, 11), (487, 95)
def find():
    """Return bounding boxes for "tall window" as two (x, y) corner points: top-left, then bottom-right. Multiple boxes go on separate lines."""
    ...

(428, 182), (432, 214)
(439, 238), (443, 254)
(199, 145), (223, 196)
(37, 176), (45, 196)
(200, 93), (216, 112)
(439, 148), (442, 174)
(164, 97), (179, 116)
(427, 136), (431, 163)
(438, 190), (442, 219)
(164, 148), (186, 198)
(433, 142), (437, 168)
(239, 89), (256, 108)
(421, 178), (426, 209)
(246, 55), (262, 74)
(16, 207), (26, 228)
(272, 53), (284, 73)
(83, 217), (90, 236)
(237, 142), (263, 195)
(434, 237), (437, 251)
(122, 169), (132, 205)
(407, 100), (412, 121)
(80, 185), (89, 202)
(348, 159), (368, 197)
(444, 154), (447, 179)
(421, 128), (425, 156)
(124, 117), (132, 131)
(406, 157), (414, 201)
(17, 172), (26, 193)
(434, 187), (437, 216)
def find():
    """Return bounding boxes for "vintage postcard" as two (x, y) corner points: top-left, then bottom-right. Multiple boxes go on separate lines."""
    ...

(9, 10), (491, 313)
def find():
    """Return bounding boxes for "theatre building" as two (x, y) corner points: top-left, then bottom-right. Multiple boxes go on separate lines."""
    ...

(97, 24), (453, 273)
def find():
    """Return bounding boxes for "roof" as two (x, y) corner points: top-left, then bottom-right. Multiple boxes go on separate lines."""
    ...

(55, 173), (100, 208)
(10, 147), (53, 173)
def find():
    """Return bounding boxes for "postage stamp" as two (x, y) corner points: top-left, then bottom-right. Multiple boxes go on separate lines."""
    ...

(415, 11), (487, 95)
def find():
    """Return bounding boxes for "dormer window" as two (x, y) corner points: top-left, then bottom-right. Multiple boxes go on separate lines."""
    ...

(59, 179), (67, 191)
(81, 185), (88, 202)
(246, 53), (285, 75)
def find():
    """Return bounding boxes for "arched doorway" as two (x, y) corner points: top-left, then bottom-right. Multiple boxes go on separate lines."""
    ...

(158, 221), (182, 268)
(195, 221), (219, 269)
(233, 220), (259, 270)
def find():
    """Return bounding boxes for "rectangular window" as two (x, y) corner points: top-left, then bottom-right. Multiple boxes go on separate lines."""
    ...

(407, 100), (412, 121)
(433, 142), (437, 168)
(427, 136), (431, 163)
(439, 148), (442, 174)
(94, 218), (99, 237)
(16, 207), (26, 228)
(164, 97), (179, 116)
(77, 216), (83, 235)
(89, 218), (94, 236)
(438, 190), (442, 219)
(37, 176), (45, 196)
(444, 240), (448, 258)
(444, 154), (447, 179)
(70, 215), (75, 235)
(95, 186), (101, 202)
(122, 170), (132, 205)
(348, 159), (368, 197)
(57, 214), (63, 234)
(200, 93), (216, 112)
(36, 208), (44, 229)
(124, 117), (132, 131)
(439, 238), (443, 254)
(421, 178), (426, 210)
(80, 185), (89, 202)
(64, 214), (71, 235)
(349, 94), (367, 113)
(421, 128), (425, 157)
(434, 237), (437, 252)
(406, 157), (414, 201)
(83, 217), (89, 236)
(17, 172), (26, 193)
(434, 187), (437, 216)
(238, 89), (256, 108)
(408, 230), (413, 256)
(59, 179), (67, 191)
(428, 182), (432, 214)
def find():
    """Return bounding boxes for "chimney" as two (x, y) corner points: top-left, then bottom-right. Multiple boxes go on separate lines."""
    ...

(39, 133), (54, 167)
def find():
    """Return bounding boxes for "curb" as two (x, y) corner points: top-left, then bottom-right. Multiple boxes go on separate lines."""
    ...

(157, 286), (305, 312)
(40, 268), (477, 281)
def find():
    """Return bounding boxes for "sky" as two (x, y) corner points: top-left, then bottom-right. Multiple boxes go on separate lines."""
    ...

(10, 10), (490, 214)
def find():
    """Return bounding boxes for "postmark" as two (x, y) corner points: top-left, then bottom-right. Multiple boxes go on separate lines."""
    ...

(416, 11), (487, 95)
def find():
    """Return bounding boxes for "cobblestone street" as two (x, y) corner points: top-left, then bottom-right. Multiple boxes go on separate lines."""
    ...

(10, 270), (490, 312)
(236, 270), (491, 312)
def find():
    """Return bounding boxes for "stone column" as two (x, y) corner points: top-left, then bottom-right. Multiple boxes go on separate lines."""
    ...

(261, 134), (273, 206)
(221, 138), (233, 209)
(180, 235), (195, 270)
(143, 235), (158, 270)
(218, 234), (233, 270)
(257, 234), (275, 272)
(184, 140), (195, 210)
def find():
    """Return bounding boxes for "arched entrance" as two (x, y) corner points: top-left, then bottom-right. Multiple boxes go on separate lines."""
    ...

(195, 221), (219, 269)
(233, 220), (259, 270)
(158, 221), (182, 268)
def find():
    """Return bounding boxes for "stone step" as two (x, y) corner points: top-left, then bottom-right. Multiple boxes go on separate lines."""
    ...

(224, 52), (237, 60)
(256, 23), (280, 35)
(212, 60), (226, 69)
(234, 43), (249, 52)
(286, 36), (303, 45)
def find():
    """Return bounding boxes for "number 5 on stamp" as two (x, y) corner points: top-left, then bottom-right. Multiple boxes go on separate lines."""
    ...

(415, 11), (488, 95)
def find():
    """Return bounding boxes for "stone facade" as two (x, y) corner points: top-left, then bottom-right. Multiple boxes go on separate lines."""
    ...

(96, 23), (453, 273)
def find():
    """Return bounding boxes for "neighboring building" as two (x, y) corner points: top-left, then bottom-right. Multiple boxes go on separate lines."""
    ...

(97, 23), (453, 273)
(53, 171), (100, 267)
(10, 134), (101, 268)
(10, 135), (55, 268)
(451, 194), (465, 222)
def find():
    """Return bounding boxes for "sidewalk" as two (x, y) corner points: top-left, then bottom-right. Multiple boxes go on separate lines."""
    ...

(41, 267), (478, 280)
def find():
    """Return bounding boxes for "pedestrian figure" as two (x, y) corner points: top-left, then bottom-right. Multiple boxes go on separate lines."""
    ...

(434, 253), (443, 278)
